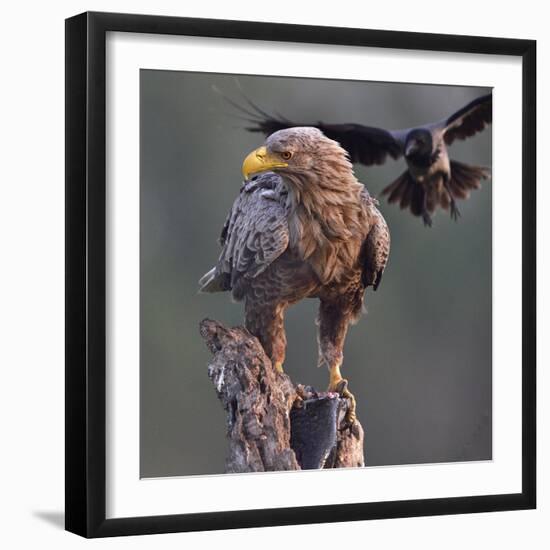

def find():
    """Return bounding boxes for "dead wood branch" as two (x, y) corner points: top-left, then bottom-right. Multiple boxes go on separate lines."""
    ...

(200, 319), (364, 473)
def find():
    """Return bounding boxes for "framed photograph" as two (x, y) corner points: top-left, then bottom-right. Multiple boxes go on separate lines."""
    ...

(65, 11), (536, 538)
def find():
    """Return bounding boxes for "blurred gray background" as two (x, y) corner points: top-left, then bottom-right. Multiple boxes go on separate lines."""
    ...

(140, 70), (492, 478)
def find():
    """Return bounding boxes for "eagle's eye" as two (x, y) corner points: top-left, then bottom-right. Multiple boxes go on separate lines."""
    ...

(281, 151), (293, 161)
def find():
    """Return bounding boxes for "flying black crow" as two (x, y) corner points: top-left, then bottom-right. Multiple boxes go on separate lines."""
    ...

(239, 92), (492, 227)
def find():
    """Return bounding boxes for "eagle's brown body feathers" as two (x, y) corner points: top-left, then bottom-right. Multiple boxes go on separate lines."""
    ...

(200, 128), (390, 379)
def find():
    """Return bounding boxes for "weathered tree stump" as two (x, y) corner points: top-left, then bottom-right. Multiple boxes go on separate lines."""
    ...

(200, 319), (364, 473)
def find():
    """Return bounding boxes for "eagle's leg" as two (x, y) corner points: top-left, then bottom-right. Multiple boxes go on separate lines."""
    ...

(245, 300), (287, 374)
(317, 300), (356, 424)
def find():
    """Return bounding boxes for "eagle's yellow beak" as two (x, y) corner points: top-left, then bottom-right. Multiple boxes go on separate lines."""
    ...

(242, 146), (288, 180)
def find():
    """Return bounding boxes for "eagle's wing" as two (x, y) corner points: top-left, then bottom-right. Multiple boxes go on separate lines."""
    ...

(199, 172), (290, 300)
(361, 193), (390, 291)
(440, 93), (492, 145)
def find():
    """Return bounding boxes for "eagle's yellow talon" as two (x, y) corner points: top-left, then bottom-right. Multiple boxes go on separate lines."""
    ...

(293, 394), (304, 409)
(327, 365), (357, 424)
(342, 387), (357, 424)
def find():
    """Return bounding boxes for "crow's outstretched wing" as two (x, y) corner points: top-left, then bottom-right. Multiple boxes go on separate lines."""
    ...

(199, 173), (289, 301)
(248, 116), (402, 166)
(441, 93), (492, 145)
(234, 90), (491, 162)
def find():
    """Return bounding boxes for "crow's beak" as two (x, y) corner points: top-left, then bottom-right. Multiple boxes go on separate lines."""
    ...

(405, 140), (419, 158)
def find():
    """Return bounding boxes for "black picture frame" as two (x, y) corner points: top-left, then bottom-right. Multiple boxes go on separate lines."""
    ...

(65, 11), (536, 538)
